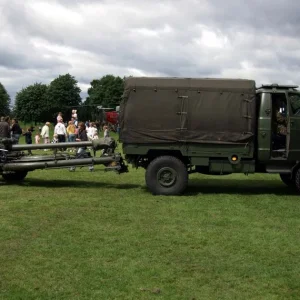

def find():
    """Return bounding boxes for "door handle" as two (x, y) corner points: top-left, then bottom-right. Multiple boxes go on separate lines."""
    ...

(290, 120), (294, 127)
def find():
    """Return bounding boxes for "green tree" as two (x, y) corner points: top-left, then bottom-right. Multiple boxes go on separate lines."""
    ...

(86, 75), (124, 108)
(14, 83), (48, 123)
(45, 73), (82, 121)
(0, 82), (11, 116)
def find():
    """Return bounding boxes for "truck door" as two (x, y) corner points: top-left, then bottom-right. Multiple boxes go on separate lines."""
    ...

(287, 92), (300, 160)
(257, 92), (272, 161)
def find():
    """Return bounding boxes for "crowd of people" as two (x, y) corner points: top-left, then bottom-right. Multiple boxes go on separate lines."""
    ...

(0, 113), (113, 148)
(36, 113), (111, 147)
(0, 113), (116, 172)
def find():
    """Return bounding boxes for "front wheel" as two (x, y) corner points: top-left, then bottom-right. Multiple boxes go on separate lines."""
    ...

(2, 171), (28, 182)
(145, 156), (188, 195)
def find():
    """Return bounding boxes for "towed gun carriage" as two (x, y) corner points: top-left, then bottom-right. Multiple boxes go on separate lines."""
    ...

(0, 137), (128, 181)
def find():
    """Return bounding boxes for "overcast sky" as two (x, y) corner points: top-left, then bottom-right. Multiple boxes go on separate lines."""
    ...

(1, 0), (300, 104)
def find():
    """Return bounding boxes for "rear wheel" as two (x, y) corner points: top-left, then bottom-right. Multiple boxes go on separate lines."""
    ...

(279, 173), (295, 187)
(145, 156), (188, 195)
(2, 171), (28, 182)
(294, 169), (300, 193)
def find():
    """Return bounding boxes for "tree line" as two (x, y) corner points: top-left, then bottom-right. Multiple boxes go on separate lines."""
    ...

(0, 74), (125, 123)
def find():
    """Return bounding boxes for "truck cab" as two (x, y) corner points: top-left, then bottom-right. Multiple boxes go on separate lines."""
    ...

(256, 84), (300, 162)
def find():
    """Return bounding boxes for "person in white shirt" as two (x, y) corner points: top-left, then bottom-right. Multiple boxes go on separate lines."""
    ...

(54, 119), (67, 142)
(103, 125), (109, 138)
(87, 122), (98, 140)
(41, 122), (50, 144)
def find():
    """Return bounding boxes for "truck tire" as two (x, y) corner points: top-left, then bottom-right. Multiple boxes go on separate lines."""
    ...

(2, 171), (28, 182)
(294, 169), (300, 193)
(279, 173), (295, 187)
(145, 156), (188, 195)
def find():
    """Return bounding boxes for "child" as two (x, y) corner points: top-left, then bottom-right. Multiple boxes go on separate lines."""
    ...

(23, 128), (32, 155)
(35, 132), (40, 144)
(57, 112), (63, 123)
(103, 125), (109, 138)
(51, 134), (59, 143)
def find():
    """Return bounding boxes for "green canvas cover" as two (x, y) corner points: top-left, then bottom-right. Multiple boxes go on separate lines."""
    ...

(119, 77), (256, 144)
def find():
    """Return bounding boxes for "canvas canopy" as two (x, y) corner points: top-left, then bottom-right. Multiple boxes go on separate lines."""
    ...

(119, 77), (256, 144)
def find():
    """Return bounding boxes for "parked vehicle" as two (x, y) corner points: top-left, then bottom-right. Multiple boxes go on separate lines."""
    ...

(3, 76), (300, 196)
(119, 77), (300, 195)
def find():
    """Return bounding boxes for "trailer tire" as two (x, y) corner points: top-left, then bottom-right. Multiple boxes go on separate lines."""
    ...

(145, 156), (188, 195)
(279, 173), (295, 187)
(2, 171), (28, 182)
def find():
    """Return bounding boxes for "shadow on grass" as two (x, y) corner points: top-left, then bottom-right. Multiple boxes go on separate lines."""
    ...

(1, 178), (140, 190)
(184, 178), (297, 196)
(2, 177), (297, 196)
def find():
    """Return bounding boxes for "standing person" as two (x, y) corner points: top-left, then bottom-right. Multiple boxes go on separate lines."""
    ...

(87, 122), (97, 141)
(103, 124), (109, 138)
(54, 119), (67, 143)
(57, 112), (63, 123)
(4, 116), (10, 126)
(11, 119), (22, 143)
(69, 122), (93, 172)
(67, 121), (76, 142)
(35, 132), (40, 144)
(22, 128), (33, 155)
(0, 116), (10, 138)
(51, 134), (59, 143)
(41, 122), (50, 144)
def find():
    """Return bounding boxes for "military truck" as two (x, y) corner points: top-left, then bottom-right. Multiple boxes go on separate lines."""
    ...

(119, 77), (300, 195)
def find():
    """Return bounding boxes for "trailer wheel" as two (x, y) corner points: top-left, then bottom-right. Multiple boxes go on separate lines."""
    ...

(2, 171), (28, 182)
(279, 173), (295, 187)
(145, 156), (188, 195)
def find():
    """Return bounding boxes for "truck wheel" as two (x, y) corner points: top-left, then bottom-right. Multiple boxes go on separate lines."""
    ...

(145, 156), (188, 195)
(2, 171), (28, 182)
(294, 169), (300, 193)
(279, 173), (295, 187)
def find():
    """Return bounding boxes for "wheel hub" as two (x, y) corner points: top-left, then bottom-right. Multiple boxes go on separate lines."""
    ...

(157, 167), (177, 187)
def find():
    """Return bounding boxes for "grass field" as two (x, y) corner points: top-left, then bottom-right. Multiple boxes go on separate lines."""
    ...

(1, 132), (300, 299)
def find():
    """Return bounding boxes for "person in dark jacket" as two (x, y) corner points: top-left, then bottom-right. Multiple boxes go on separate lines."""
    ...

(69, 122), (93, 172)
(76, 122), (88, 143)
(0, 116), (10, 138)
(11, 119), (22, 144)
(23, 127), (33, 155)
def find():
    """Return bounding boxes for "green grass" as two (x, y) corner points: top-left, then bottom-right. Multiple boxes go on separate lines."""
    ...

(1, 134), (300, 299)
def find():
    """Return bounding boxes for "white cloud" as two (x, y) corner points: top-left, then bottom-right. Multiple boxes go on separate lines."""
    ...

(29, 1), (84, 26)
(1, 0), (300, 103)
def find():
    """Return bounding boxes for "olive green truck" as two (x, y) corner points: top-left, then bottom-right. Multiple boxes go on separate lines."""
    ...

(119, 77), (300, 195)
